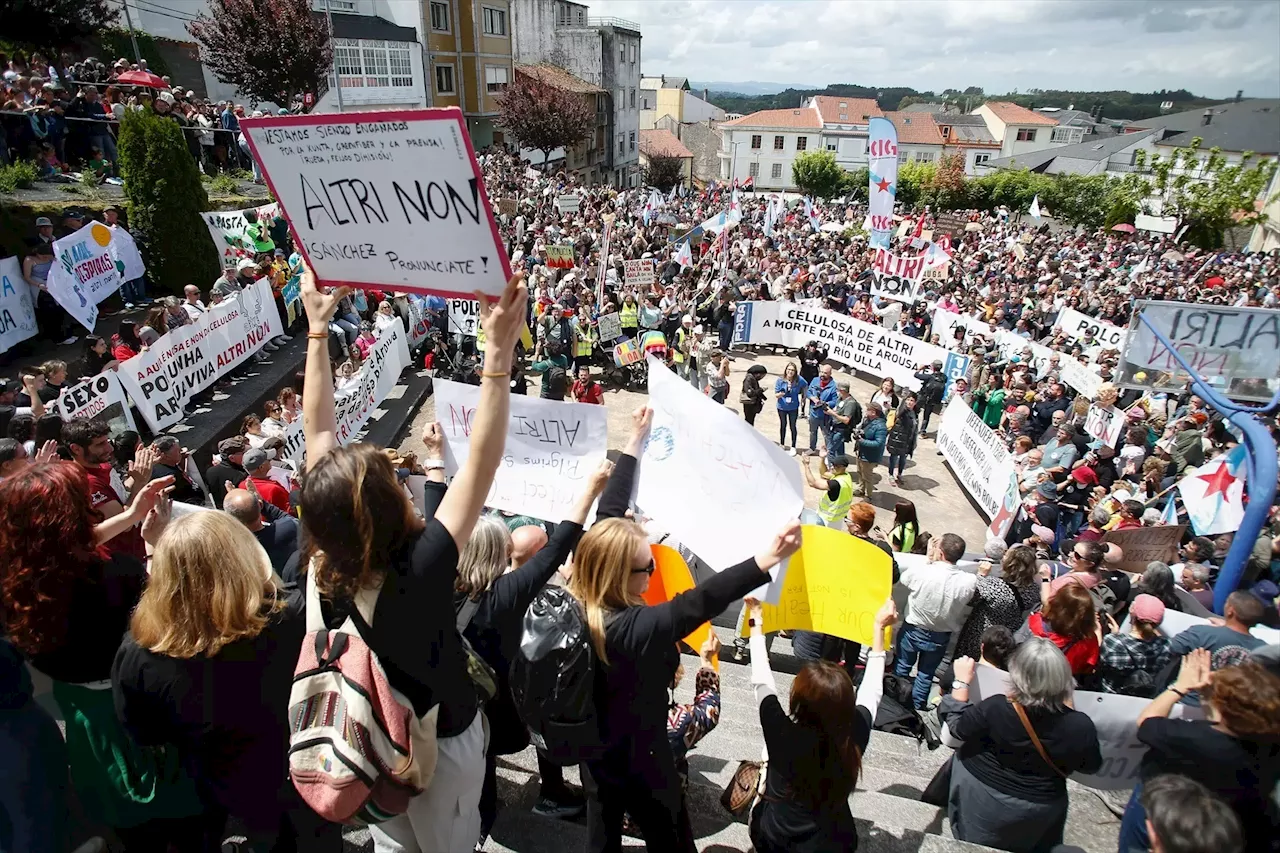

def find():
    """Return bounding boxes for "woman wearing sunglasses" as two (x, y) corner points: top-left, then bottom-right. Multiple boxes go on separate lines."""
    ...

(568, 407), (803, 852)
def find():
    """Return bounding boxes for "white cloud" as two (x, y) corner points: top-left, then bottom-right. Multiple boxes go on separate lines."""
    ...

(588, 0), (1280, 98)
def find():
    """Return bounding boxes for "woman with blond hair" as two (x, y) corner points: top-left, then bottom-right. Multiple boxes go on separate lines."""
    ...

(567, 406), (803, 851)
(112, 510), (341, 851)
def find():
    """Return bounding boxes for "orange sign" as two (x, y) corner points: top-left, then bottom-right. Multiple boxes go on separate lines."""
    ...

(642, 543), (715, 668)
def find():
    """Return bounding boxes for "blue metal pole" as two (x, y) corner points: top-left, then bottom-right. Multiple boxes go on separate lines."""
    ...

(1135, 314), (1276, 613)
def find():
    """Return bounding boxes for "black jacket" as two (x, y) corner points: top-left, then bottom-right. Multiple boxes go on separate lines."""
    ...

(205, 460), (246, 509)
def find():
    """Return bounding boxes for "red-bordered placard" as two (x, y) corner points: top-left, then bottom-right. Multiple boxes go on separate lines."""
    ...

(239, 107), (511, 298)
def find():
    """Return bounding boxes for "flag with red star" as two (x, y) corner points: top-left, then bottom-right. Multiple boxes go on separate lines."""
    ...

(1177, 445), (1247, 535)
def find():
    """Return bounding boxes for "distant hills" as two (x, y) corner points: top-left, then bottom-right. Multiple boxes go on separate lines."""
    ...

(698, 83), (1226, 122)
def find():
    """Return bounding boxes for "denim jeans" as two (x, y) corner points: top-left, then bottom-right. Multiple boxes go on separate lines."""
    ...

(1117, 783), (1149, 852)
(893, 623), (951, 709)
(887, 453), (908, 478)
(717, 322), (732, 352)
(120, 276), (146, 303)
(808, 417), (823, 451)
(331, 316), (358, 346)
(778, 409), (798, 446)
(826, 428), (846, 466)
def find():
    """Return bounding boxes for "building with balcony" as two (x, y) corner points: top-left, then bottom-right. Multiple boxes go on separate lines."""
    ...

(423, 0), (514, 147)
(511, 0), (642, 187)
(809, 95), (882, 170)
(972, 101), (1060, 159)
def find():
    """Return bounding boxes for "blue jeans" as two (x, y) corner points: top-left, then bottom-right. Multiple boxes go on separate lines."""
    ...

(893, 623), (950, 709)
(778, 409), (798, 446)
(808, 417), (823, 451)
(331, 316), (358, 346)
(1117, 783), (1149, 852)
(120, 276), (146, 303)
(717, 323), (732, 352)
(826, 428), (846, 466)
(887, 453), (908, 478)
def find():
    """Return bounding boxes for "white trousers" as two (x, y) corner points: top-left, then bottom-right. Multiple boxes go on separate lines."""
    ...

(372, 711), (489, 853)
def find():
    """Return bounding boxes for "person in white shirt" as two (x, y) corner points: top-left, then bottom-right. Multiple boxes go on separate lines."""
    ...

(182, 285), (207, 321)
(1018, 449), (1048, 494)
(894, 533), (973, 709)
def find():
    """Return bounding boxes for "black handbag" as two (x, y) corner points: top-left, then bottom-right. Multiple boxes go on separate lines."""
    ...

(920, 754), (953, 807)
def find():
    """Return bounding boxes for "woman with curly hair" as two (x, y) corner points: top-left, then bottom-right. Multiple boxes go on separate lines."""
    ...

(0, 462), (203, 849)
(955, 544), (1040, 660)
(1124, 650), (1280, 851)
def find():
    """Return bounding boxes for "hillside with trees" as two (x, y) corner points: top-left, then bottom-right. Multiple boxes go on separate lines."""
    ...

(708, 84), (1224, 121)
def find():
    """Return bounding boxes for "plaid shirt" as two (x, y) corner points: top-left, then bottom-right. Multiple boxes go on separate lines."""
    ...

(1098, 632), (1172, 694)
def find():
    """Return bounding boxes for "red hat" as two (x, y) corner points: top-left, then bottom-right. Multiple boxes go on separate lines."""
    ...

(1071, 467), (1099, 486)
(1130, 594), (1166, 625)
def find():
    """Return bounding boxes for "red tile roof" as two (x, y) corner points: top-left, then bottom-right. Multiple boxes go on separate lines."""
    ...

(722, 107), (822, 130)
(639, 129), (693, 159)
(514, 63), (603, 94)
(981, 101), (1058, 126)
(811, 96), (882, 124)
(883, 111), (945, 145)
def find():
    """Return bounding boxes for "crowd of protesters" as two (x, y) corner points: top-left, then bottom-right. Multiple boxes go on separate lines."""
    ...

(0, 135), (1278, 853)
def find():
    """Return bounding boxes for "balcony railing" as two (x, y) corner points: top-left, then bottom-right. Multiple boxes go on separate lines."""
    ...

(588, 16), (640, 32)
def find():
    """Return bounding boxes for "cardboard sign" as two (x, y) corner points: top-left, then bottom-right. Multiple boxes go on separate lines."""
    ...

(434, 378), (609, 520)
(637, 356), (804, 571)
(280, 323), (411, 465)
(936, 397), (1018, 524)
(623, 258), (655, 288)
(641, 544), (713, 662)
(545, 245), (575, 269)
(612, 338), (643, 366)
(0, 256), (38, 355)
(498, 198), (518, 217)
(200, 202), (280, 264)
(870, 247), (927, 305)
(1101, 525), (1187, 573)
(556, 195), (580, 214)
(596, 312), (623, 342)
(1085, 404), (1126, 447)
(933, 211), (968, 238)
(1059, 356), (1103, 399)
(733, 301), (965, 392)
(52, 371), (137, 434)
(115, 278), (284, 432)
(447, 297), (481, 337)
(240, 107), (510, 297)
(739, 526), (892, 646)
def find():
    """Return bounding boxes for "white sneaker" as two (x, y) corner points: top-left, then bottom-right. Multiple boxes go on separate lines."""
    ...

(60, 336), (78, 345)
(124, 302), (135, 310)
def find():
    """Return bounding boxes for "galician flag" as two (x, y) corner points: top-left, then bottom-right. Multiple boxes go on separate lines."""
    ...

(1177, 445), (1247, 535)
(803, 197), (820, 232)
(1160, 493), (1179, 526)
(698, 205), (740, 234)
(1029, 194), (1042, 221)
(674, 239), (693, 270)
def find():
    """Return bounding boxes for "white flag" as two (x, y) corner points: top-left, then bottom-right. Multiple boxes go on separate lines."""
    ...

(674, 240), (693, 270)
(1029, 194), (1042, 221)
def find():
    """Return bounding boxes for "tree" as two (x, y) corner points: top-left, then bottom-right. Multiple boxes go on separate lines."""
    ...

(790, 149), (845, 199)
(927, 153), (968, 209)
(0, 0), (119, 84)
(118, 110), (218, 295)
(496, 72), (595, 170)
(642, 156), (684, 192)
(1142, 139), (1278, 248)
(188, 0), (332, 109)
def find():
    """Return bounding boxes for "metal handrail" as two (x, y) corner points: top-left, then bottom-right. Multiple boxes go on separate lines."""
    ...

(587, 16), (641, 31)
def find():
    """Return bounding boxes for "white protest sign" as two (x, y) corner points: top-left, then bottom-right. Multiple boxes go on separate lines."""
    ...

(637, 356), (804, 571)
(433, 378), (608, 521)
(280, 323), (412, 466)
(936, 397), (1018, 527)
(870, 247), (928, 304)
(932, 308), (994, 349)
(1054, 306), (1125, 349)
(52, 371), (137, 433)
(1119, 299), (1280, 403)
(107, 225), (146, 282)
(556, 195), (580, 214)
(971, 664), (1196, 791)
(240, 107), (510, 297)
(1085, 404), (1125, 447)
(623, 258), (655, 288)
(405, 295), (432, 348)
(733, 301), (965, 392)
(200, 202), (280, 265)
(1059, 356), (1103, 399)
(0, 256), (38, 355)
(116, 278), (284, 432)
(597, 312), (623, 342)
(447, 297), (481, 337)
(46, 221), (127, 330)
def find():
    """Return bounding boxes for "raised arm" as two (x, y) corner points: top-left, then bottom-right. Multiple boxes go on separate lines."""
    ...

(298, 266), (353, 467)
(434, 274), (529, 547)
(857, 598), (896, 718)
(94, 476), (173, 546)
(596, 407), (650, 522)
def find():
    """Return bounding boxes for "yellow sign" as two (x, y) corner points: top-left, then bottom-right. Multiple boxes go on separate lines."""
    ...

(742, 525), (892, 646)
(642, 543), (714, 667)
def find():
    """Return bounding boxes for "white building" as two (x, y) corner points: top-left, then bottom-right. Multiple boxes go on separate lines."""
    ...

(808, 95), (881, 170)
(639, 76), (724, 129)
(972, 101), (1062, 158)
(511, 0), (642, 187)
(718, 107), (822, 190)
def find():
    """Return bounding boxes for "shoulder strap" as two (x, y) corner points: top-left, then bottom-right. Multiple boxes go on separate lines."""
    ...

(456, 596), (481, 633)
(304, 558), (381, 632)
(1011, 701), (1068, 779)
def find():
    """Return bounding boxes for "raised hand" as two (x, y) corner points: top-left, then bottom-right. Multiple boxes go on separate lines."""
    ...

(140, 489), (173, 547)
(587, 459), (614, 495)
(299, 264), (353, 332)
(477, 272), (529, 359)
(421, 422), (446, 458)
(755, 519), (802, 572)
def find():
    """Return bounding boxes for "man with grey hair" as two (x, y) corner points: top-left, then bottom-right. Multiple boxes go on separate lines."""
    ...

(1179, 563), (1215, 611)
(825, 380), (861, 466)
(224, 487), (299, 574)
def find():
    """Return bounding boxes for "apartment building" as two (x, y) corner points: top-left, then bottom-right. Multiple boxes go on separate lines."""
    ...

(422, 0), (515, 146)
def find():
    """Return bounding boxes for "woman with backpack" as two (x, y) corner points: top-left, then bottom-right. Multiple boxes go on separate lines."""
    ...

(567, 407), (803, 851)
(294, 267), (528, 853)
(457, 462), (614, 841)
(742, 594), (897, 853)
(112, 510), (343, 852)
(884, 392), (918, 488)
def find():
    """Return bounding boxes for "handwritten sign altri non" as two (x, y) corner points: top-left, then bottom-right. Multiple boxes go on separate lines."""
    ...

(240, 108), (511, 297)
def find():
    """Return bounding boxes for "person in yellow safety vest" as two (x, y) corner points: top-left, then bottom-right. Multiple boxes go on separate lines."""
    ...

(574, 316), (595, 370)
(802, 454), (855, 530)
(673, 316), (694, 382)
(619, 294), (639, 338)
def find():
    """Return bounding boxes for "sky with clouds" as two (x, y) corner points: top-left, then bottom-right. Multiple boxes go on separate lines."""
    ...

(587, 0), (1280, 99)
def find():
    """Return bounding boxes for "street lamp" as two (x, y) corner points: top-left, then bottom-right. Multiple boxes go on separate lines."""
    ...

(729, 139), (745, 184)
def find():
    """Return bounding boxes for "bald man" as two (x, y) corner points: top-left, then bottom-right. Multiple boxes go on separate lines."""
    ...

(224, 487), (298, 574)
(510, 524), (549, 570)
(182, 285), (207, 321)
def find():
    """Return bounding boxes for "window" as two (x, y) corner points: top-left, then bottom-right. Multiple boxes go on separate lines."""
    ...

(387, 42), (412, 87)
(324, 0), (356, 10)
(914, 150), (933, 163)
(1051, 127), (1082, 144)
(629, 88), (635, 108)
(773, 135), (784, 150)
(629, 131), (635, 152)
(940, 126), (950, 140)
(435, 64), (454, 94)
(482, 6), (507, 36)
(796, 136), (807, 151)
(975, 153), (991, 167)
(617, 88), (623, 108)
(826, 141), (837, 152)
(749, 161), (760, 177)
(771, 163), (782, 179)
(750, 134), (761, 150)
(334, 38), (364, 88)
(333, 38), (418, 90)
(360, 40), (390, 87)
(620, 45), (626, 62)
(430, 1), (450, 31)
(629, 44), (636, 63)
(618, 133), (625, 155)
(556, 2), (583, 25)
(838, 113), (847, 120)
(485, 65), (508, 93)
(898, 151), (908, 164)
(1016, 128), (1036, 142)
(641, 94), (650, 109)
